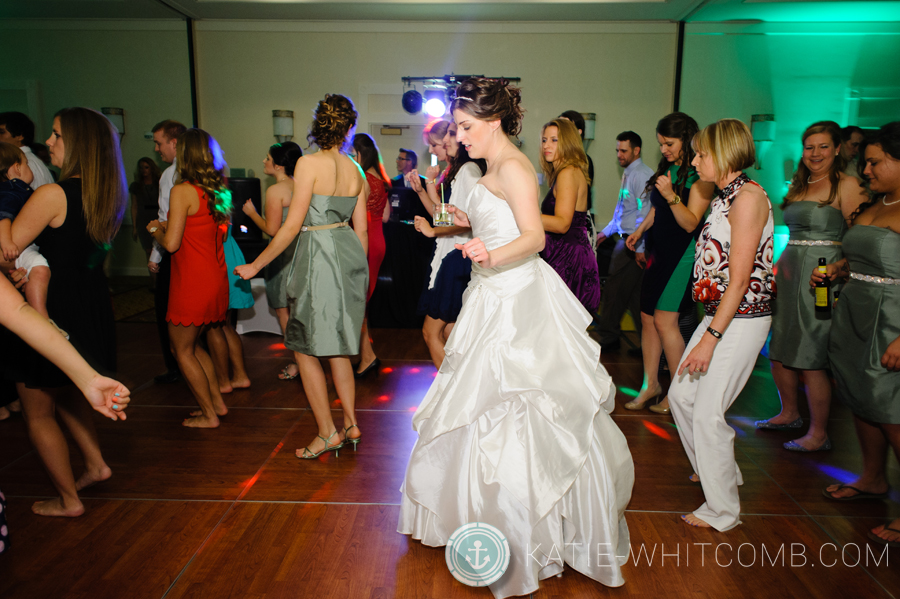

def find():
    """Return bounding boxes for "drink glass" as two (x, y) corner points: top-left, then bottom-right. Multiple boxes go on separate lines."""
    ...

(433, 203), (453, 227)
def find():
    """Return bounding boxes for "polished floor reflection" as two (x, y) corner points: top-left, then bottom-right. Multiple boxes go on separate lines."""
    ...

(0, 322), (897, 598)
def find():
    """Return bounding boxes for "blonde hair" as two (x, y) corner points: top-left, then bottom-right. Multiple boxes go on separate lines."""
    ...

(784, 120), (845, 207)
(176, 128), (232, 225)
(691, 118), (755, 181)
(0, 142), (26, 182)
(540, 119), (590, 188)
(56, 107), (127, 246)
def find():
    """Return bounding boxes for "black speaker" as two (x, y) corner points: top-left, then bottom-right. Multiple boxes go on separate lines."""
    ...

(228, 178), (262, 241)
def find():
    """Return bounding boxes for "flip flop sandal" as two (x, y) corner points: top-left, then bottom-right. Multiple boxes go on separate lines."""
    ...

(278, 366), (299, 380)
(867, 526), (900, 548)
(821, 484), (889, 502)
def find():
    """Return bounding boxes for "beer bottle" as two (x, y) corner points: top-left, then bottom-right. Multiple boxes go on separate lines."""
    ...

(815, 257), (830, 315)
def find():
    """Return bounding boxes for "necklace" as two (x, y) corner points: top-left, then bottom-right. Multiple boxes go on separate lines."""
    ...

(807, 174), (828, 184)
(884, 195), (900, 206)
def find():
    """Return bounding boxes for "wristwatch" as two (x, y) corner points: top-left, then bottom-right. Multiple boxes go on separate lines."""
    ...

(667, 194), (681, 206)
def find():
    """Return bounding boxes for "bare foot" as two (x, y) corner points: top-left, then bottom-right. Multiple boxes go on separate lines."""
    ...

(0, 406), (10, 421)
(32, 497), (85, 517)
(219, 383), (234, 394)
(182, 415), (220, 428)
(824, 480), (889, 500)
(8, 399), (21, 412)
(231, 378), (251, 389)
(689, 473), (700, 483)
(343, 424), (361, 442)
(681, 513), (712, 528)
(75, 465), (112, 491)
(190, 402), (228, 418)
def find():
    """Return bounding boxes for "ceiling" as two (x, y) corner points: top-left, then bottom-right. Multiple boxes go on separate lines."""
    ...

(1, 0), (899, 22)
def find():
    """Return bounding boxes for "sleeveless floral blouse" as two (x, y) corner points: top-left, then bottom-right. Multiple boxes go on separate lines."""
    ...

(692, 173), (776, 317)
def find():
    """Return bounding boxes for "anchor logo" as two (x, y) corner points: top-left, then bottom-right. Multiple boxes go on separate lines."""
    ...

(465, 540), (491, 570)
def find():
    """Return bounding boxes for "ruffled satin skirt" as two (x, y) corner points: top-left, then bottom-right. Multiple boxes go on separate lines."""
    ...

(398, 255), (634, 598)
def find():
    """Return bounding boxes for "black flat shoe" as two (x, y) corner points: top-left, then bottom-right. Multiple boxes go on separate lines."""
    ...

(354, 357), (381, 379)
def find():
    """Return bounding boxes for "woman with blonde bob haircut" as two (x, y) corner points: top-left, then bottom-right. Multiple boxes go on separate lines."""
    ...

(539, 118), (601, 312)
(149, 128), (231, 428)
(2, 106), (126, 516)
(669, 118), (776, 531)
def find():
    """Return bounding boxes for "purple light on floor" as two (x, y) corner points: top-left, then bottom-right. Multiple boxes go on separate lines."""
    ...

(817, 464), (858, 484)
(410, 368), (420, 374)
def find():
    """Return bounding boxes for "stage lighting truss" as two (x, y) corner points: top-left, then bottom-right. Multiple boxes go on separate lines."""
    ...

(400, 75), (521, 116)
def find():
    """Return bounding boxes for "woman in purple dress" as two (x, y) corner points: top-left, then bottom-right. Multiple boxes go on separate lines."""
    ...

(539, 118), (601, 313)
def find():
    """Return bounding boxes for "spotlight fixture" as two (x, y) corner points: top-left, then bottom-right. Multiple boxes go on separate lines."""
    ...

(423, 89), (447, 118)
(400, 75), (521, 116)
(100, 107), (125, 139)
(402, 89), (423, 114)
(272, 110), (294, 142)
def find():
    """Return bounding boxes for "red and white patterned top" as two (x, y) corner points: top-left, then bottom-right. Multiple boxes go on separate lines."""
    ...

(692, 173), (776, 317)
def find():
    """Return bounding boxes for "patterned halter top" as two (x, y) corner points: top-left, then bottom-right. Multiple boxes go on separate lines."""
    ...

(692, 173), (776, 318)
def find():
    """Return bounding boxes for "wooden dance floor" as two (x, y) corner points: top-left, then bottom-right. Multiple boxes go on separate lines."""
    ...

(1, 320), (898, 598)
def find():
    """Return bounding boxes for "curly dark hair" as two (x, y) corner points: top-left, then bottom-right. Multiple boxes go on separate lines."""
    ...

(851, 121), (900, 221)
(645, 112), (700, 199)
(269, 141), (303, 177)
(450, 78), (524, 137)
(176, 128), (232, 225)
(307, 94), (358, 151)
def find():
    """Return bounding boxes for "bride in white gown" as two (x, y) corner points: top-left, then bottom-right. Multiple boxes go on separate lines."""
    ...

(397, 78), (634, 598)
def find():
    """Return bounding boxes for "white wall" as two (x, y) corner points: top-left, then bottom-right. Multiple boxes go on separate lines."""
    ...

(194, 20), (679, 224)
(0, 19), (194, 274)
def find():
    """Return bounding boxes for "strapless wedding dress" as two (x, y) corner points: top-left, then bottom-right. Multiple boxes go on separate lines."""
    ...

(398, 184), (634, 598)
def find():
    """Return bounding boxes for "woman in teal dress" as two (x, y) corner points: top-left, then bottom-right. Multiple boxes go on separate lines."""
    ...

(626, 113), (715, 414)
(236, 94), (368, 459)
(206, 223), (253, 393)
(757, 121), (867, 452)
(815, 122), (900, 548)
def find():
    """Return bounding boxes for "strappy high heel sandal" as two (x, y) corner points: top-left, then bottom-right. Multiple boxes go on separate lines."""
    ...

(343, 424), (362, 452)
(297, 430), (344, 459)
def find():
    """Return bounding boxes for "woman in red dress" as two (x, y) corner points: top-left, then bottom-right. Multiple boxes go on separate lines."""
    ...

(351, 133), (390, 377)
(149, 128), (230, 428)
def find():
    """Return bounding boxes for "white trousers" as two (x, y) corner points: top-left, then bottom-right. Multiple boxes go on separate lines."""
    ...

(669, 314), (771, 531)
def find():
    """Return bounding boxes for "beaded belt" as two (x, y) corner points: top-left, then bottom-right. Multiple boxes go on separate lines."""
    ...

(850, 272), (900, 285)
(787, 240), (841, 246)
(301, 222), (349, 232)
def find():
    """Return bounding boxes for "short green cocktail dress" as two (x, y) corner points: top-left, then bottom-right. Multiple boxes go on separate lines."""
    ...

(285, 194), (367, 357)
(769, 201), (846, 369)
(828, 225), (900, 424)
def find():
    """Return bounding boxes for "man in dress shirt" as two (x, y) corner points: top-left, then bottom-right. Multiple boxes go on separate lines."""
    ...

(597, 131), (654, 352)
(148, 119), (186, 384)
(0, 112), (54, 189)
(840, 125), (865, 178)
(391, 148), (417, 188)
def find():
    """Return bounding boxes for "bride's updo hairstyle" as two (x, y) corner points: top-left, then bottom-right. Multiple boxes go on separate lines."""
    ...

(308, 94), (358, 151)
(450, 78), (524, 137)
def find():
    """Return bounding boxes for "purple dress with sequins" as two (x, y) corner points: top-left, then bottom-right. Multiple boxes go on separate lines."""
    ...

(540, 188), (602, 313)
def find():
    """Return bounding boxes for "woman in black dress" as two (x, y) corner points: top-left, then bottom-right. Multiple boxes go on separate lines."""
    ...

(4, 107), (127, 516)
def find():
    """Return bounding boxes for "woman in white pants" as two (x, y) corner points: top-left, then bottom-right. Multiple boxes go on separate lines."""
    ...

(669, 119), (775, 530)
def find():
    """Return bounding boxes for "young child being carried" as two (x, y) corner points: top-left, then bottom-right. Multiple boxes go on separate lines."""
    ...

(0, 142), (65, 337)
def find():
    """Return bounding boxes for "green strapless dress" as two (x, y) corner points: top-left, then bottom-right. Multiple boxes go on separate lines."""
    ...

(769, 202), (846, 369)
(265, 205), (300, 310)
(829, 225), (900, 424)
(285, 194), (367, 357)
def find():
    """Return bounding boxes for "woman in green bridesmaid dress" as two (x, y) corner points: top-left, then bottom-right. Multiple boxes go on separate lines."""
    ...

(758, 121), (866, 452)
(236, 95), (368, 458)
(815, 122), (900, 548)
